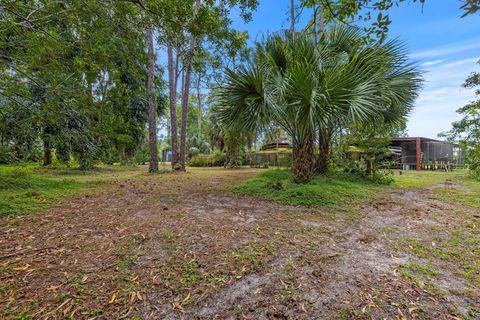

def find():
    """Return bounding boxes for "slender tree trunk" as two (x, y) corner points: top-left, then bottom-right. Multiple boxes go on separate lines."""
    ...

(175, 51), (180, 91)
(292, 134), (314, 183)
(119, 146), (126, 165)
(147, 27), (159, 173)
(179, 0), (201, 171)
(167, 43), (179, 169)
(290, 0), (295, 33)
(179, 62), (191, 171)
(197, 76), (202, 131)
(43, 138), (52, 166)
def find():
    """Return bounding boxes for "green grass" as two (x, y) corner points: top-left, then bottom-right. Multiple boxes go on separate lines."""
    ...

(0, 163), (139, 216)
(231, 169), (386, 207)
(400, 260), (440, 277)
(433, 175), (480, 208)
(393, 170), (468, 188)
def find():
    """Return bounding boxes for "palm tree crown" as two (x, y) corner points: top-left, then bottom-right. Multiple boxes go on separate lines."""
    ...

(217, 25), (422, 182)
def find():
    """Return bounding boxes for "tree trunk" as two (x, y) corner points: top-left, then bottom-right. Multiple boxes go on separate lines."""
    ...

(292, 135), (314, 183)
(179, 0), (201, 171)
(197, 76), (202, 131)
(119, 146), (126, 165)
(366, 154), (377, 175)
(146, 27), (159, 173)
(43, 138), (52, 166)
(226, 150), (238, 168)
(179, 62), (191, 172)
(167, 43), (179, 169)
(290, 0), (295, 33)
(315, 132), (331, 175)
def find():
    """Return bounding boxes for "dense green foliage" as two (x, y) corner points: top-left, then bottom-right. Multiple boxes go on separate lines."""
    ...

(187, 150), (227, 167)
(0, 0), (257, 171)
(441, 60), (480, 179)
(0, 1), (156, 168)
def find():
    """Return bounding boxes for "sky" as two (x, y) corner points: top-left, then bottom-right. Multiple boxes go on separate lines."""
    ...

(228, 0), (480, 139)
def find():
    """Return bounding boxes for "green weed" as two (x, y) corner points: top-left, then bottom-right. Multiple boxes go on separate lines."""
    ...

(0, 163), (139, 216)
(231, 169), (384, 207)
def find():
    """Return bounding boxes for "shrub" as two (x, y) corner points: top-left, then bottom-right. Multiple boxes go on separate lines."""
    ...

(188, 150), (226, 167)
(211, 150), (226, 165)
(279, 154), (292, 167)
(188, 155), (210, 167)
(0, 145), (17, 164)
(343, 167), (394, 185)
(188, 147), (200, 157)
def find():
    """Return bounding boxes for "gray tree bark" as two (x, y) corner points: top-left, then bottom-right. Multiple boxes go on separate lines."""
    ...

(197, 76), (202, 131)
(167, 43), (179, 169)
(147, 27), (158, 173)
(179, 0), (201, 171)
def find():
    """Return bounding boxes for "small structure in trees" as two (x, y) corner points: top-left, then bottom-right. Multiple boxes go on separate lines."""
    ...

(389, 137), (464, 171)
(247, 142), (292, 167)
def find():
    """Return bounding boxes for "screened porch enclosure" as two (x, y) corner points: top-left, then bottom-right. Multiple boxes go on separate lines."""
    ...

(389, 137), (464, 171)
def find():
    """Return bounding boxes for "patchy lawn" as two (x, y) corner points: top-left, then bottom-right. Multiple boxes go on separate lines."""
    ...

(0, 163), (143, 216)
(0, 166), (478, 319)
(231, 169), (387, 207)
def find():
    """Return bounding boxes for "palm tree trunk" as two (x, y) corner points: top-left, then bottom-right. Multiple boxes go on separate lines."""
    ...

(146, 27), (159, 173)
(315, 131), (331, 175)
(167, 43), (179, 169)
(292, 134), (314, 183)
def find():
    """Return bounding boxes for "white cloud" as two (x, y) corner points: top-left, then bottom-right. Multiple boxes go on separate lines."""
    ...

(406, 56), (478, 138)
(421, 57), (480, 87)
(422, 59), (445, 66)
(441, 57), (480, 68)
(410, 38), (480, 59)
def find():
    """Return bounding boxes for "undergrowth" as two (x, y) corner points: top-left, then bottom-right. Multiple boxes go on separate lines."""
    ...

(0, 163), (135, 216)
(231, 169), (386, 207)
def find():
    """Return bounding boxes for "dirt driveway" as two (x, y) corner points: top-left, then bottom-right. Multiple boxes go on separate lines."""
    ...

(0, 168), (478, 319)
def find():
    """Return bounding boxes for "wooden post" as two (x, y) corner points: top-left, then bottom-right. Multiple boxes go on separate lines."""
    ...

(416, 137), (421, 171)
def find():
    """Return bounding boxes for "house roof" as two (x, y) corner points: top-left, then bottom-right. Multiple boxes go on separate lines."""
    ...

(392, 137), (443, 143)
(391, 137), (460, 147)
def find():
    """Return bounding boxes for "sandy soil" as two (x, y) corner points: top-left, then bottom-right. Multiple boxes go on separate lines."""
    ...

(0, 168), (478, 319)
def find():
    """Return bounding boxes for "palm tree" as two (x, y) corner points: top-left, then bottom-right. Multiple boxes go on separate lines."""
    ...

(217, 26), (422, 183)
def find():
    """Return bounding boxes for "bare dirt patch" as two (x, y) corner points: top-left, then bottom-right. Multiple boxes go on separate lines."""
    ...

(0, 168), (478, 319)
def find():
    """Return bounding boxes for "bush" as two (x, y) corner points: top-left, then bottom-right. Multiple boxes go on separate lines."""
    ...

(0, 145), (17, 164)
(466, 146), (480, 180)
(188, 150), (226, 167)
(211, 150), (226, 165)
(188, 147), (200, 157)
(188, 155), (210, 167)
(279, 154), (292, 167)
(343, 167), (393, 185)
